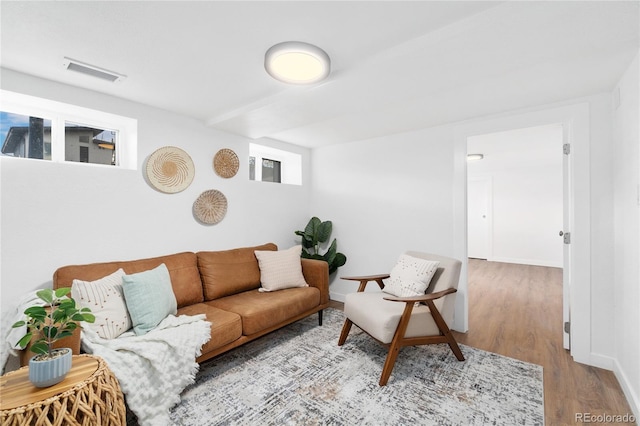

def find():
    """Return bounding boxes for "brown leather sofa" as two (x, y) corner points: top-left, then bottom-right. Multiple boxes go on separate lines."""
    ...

(51, 243), (330, 364)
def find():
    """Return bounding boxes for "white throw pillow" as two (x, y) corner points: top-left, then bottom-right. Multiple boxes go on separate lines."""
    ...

(72, 268), (132, 339)
(383, 254), (440, 298)
(255, 245), (309, 292)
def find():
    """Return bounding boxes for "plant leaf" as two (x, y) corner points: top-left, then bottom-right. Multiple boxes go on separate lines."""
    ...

(317, 221), (332, 243)
(335, 253), (347, 268)
(30, 341), (49, 355)
(16, 333), (32, 349)
(24, 306), (47, 321)
(36, 289), (54, 304)
(54, 287), (71, 298)
(57, 330), (73, 339)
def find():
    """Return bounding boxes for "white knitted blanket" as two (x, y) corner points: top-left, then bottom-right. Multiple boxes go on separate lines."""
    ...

(81, 314), (211, 426)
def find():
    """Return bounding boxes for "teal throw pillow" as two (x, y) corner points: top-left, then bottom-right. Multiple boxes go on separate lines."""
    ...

(122, 263), (177, 335)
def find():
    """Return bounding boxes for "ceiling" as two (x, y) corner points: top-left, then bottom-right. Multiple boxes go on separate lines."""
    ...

(1, 1), (638, 149)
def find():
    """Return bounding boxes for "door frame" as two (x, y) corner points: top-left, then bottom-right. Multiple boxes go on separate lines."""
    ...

(452, 101), (591, 365)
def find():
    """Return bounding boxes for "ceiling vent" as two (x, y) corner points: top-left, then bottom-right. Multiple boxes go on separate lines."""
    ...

(63, 57), (126, 83)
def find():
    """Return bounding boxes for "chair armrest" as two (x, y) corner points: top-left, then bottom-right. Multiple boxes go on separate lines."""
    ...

(382, 287), (457, 303)
(341, 274), (390, 292)
(301, 258), (330, 305)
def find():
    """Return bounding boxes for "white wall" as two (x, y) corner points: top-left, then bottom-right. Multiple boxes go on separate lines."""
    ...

(310, 124), (458, 300)
(312, 92), (619, 369)
(612, 53), (639, 418)
(0, 69), (313, 317)
(467, 125), (564, 267)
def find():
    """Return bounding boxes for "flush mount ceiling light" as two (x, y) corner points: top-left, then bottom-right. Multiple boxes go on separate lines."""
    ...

(63, 57), (126, 83)
(467, 154), (484, 161)
(265, 41), (330, 85)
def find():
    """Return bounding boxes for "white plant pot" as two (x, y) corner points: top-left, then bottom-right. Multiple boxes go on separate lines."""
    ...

(28, 348), (72, 388)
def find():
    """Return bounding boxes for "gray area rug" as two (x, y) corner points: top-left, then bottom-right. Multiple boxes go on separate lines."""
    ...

(169, 308), (544, 425)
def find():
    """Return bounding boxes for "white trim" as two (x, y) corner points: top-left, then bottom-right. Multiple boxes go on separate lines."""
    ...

(487, 257), (563, 268)
(613, 358), (640, 420)
(329, 291), (347, 303)
(453, 100), (591, 364)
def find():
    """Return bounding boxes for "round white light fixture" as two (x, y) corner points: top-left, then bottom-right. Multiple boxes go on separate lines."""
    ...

(265, 41), (330, 85)
(467, 153), (484, 161)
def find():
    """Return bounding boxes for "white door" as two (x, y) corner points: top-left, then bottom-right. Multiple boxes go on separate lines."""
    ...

(468, 177), (491, 259)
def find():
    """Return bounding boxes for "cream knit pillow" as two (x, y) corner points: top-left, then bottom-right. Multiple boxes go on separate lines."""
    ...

(383, 254), (440, 298)
(255, 245), (309, 292)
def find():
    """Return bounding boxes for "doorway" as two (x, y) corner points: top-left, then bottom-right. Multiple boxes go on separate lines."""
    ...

(466, 123), (568, 347)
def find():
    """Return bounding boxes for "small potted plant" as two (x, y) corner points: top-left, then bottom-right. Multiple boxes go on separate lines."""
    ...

(12, 287), (95, 387)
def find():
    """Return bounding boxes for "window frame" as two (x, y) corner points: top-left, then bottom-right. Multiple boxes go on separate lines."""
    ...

(0, 90), (137, 169)
(249, 142), (302, 185)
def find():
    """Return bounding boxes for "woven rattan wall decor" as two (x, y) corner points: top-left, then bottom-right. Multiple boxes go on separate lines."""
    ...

(145, 146), (195, 193)
(213, 148), (239, 178)
(193, 189), (228, 225)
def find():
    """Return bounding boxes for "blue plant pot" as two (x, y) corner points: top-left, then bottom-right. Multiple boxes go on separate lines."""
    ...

(28, 348), (72, 388)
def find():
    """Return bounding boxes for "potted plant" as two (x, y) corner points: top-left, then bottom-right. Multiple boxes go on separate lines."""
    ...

(295, 216), (347, 274)
(12, 287), (95, 387)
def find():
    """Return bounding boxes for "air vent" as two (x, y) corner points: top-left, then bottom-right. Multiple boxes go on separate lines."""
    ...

(63, 57), (125, 83)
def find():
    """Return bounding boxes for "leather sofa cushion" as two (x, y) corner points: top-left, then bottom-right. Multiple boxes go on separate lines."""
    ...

(54, 252), (204, 309)
(178, 303), (242, 354)
(197, 243), (277, 300)
(208, 287), (320, 335)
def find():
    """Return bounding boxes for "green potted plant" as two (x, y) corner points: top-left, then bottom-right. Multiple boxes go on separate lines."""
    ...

(295, 216), (347, 274)
(12, 287), (95, 387)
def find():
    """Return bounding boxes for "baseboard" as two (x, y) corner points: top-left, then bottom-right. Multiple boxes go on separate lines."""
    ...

(330, 291), (346, 303)
(583, 352), (615, 370)
(488, 256), (562, 268)
(613, 358), (640, 420)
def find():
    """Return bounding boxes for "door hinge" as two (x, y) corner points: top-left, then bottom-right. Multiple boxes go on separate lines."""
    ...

(563, 232), (571, 244)
(564, 321), (571, 334)
(563, 143), (571, 155)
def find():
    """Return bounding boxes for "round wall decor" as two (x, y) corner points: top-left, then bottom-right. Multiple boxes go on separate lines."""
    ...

(193, 189), (228, 224)
(146, 146), (195, 193)
(213, 148), (239, 178)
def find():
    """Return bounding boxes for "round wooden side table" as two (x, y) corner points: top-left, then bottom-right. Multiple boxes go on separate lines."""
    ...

(0, 354), (126, 425)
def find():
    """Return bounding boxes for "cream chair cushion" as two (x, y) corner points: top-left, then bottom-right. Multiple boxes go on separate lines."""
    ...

(344, 292), (440, 344)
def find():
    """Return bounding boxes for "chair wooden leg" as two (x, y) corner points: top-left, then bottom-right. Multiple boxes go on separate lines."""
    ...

(426, 300), (465, 361)
(338, 318), (353, 346)
(379, 301), (415, 386)
(318, 309), (323, 326)
(446, 333), (465, 361)
(380, 342), (401, 386)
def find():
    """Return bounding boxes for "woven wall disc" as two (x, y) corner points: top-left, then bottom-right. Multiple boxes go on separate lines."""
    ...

(146, 146), (195, 193)
(193, 190), (227, 224)
(213, 148), (239, 178)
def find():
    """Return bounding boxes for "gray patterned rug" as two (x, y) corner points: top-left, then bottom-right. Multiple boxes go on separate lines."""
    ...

(169, 308), (544, 425)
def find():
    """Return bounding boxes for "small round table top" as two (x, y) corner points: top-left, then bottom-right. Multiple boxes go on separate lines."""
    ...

(0, 354), (99, 410)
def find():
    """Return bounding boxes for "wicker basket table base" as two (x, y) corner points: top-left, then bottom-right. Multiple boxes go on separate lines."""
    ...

(1, 354), (125, 426)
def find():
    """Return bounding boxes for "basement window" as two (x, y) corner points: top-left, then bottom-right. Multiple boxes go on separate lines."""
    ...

(249, 143), (301, 185)
(0, 90), (137, 169)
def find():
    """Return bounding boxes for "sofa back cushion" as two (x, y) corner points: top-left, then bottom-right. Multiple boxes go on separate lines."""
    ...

(197, 243), (277, 300)
(54, 252), (204, 309)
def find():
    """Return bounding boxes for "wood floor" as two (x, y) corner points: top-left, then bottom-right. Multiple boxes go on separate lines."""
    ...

(330, 259), (635, 425)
